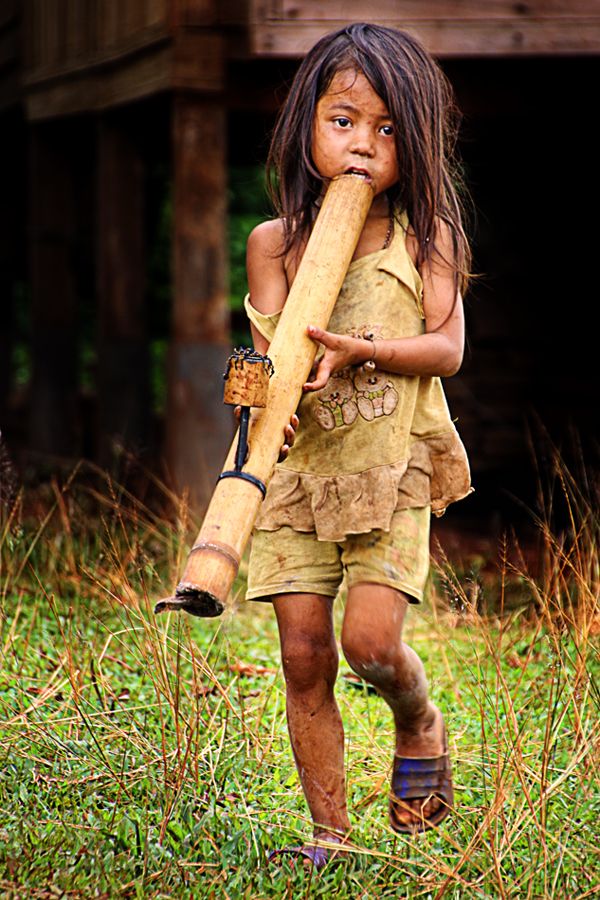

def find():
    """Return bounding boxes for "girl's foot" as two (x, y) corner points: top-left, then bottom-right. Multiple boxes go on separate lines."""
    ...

(390, 705), (452, 831)
(268, 833), (350, 872)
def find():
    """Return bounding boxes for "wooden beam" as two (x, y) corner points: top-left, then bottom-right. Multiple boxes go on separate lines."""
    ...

(251, 18), (600, 57)
(96, 114), (151, 459)
(255, 0), (600, 21)
(25, 42), (172, 120)
(247, 0), (600, 57)
(24, 21), (168, 84)
(166, 92), (233, 507)
(24, 31), (225, 120)
(172, 29), (225, 90)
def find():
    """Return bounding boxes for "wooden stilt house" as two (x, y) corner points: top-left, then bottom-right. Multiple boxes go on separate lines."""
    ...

(1, 2), (599, 514)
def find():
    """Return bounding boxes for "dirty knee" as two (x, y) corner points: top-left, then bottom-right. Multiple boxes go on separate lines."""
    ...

(281, 632), (338, 694)
(341, 633), (399, 689)
(345, 653), (398, 691)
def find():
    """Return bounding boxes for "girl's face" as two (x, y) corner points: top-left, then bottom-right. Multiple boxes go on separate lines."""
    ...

(311, 69), (399, 202)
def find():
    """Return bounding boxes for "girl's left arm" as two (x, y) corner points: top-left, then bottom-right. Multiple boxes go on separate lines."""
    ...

(304, 221), (464, 391)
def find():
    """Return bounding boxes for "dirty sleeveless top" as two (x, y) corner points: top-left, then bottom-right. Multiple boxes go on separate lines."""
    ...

(244, 212), (472, 542)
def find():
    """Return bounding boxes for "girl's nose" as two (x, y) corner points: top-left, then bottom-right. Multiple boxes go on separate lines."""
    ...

(350, 127), (374, 157)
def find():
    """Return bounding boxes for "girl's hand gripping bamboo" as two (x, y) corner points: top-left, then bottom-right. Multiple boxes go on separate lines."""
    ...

(155, 175), (374, 617)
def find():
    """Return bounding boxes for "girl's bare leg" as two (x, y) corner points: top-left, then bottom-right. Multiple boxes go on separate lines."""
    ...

(273, 592), (350, 840)
(341, 584), (445, 828)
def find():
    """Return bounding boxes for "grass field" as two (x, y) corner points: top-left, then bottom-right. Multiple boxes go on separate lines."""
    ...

(1, 451), (599, 899)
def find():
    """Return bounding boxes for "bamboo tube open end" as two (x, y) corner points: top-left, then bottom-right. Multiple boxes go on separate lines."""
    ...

(154, 583), (225, 618)
(154, 539), (241, 617)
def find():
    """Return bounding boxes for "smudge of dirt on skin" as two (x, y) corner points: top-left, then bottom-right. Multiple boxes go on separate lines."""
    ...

(358, 658), (395, 686)
(299, 769), (339, 811)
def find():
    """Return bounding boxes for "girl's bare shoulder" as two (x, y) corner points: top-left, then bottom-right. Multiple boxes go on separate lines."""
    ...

(246, 219), (289, 314)
(406, 217), (455, 273)
(247, 217), (308, 292)
(247, 218), (286, 261)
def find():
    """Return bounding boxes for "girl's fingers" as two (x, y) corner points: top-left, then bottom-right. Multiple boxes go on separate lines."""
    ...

(308, 325), (338, 347)
(307, 324), (325, 341)
(304, 352), (335, 391)
(278, 413), (299, 461)
(284, 424), (296, 447)
(304, 366), (332, 392)
(284, 415), (299, 444)
(307, 325), (367, 389)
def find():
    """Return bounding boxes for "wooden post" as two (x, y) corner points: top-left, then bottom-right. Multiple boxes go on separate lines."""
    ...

(29, 121), (78, 457)
(156, 175), (374, 617)
(165, 92), (233, 507)
(96, 114), (150, 460)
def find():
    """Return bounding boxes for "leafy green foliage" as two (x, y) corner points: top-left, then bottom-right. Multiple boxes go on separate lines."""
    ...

(1, 452), (600, 898)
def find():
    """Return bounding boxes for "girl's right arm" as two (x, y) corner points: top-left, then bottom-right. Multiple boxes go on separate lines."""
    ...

(246, 219), (298, 460)
(246, 219), (290, 355)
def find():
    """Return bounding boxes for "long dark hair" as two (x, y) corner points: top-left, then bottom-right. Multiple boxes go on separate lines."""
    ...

(267, 23), (470, 293)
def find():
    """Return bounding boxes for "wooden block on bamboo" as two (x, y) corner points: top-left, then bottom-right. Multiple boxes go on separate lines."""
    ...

(222, 348), (273, 408)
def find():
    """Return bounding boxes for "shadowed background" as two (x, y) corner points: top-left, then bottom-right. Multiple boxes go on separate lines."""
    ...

(1, 0), (599, 535)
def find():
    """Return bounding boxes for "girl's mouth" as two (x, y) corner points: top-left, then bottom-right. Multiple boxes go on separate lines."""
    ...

(345, 168), (372, 183)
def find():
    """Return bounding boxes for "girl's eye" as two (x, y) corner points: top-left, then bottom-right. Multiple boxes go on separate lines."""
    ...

(334, 117), (352, 128)
(380, 124), (394, 136)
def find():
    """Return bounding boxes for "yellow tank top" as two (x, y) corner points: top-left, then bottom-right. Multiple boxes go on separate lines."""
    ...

(245, 213), (471, 541)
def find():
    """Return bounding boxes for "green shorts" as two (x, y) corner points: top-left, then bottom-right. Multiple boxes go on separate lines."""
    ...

(246, 506), (430, 604)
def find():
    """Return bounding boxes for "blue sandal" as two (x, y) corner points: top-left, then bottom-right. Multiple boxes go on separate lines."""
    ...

(389, 719), (454, 834)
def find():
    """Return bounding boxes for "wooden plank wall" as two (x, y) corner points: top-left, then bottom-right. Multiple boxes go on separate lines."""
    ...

(21, 0), (248, 80)
(21, 0), (229, 119)
(247, 0), (600, 56)
(23, 0), (168, 76)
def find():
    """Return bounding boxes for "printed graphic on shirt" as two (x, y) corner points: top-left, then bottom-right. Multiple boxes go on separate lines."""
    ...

(313, 325), (398, 432)
(353, 369), (399, 422)
(314, 371), (358, 431)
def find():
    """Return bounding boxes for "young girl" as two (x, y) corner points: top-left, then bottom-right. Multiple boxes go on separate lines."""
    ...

(244, 23), (471, 864)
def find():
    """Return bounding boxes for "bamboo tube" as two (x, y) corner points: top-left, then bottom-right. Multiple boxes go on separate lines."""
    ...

(156, 175), (374, 617)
